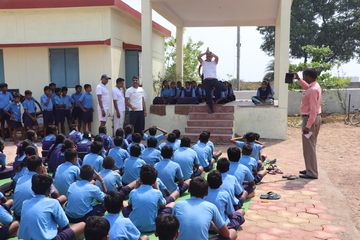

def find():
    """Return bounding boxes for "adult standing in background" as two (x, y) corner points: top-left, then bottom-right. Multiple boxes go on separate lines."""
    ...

(197, 47), (227, 114)
(112, 78), (126, 135)
(96, 74), (111, 127)
(294, 68), (322, 179)
(125, 76), (147, 134)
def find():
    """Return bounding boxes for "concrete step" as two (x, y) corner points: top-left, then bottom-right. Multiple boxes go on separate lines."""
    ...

(185, 126), (233, 135)
(188, 112), (234, 120)
(191, 105), (234, 113)
(187, 120), (234, 127)
(184, 133), (233, 144)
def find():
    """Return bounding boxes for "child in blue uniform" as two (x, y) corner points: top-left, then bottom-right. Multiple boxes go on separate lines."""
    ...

(18, 174), (84, 240)
(124, 124), (134, 144)
(77, 131), (92, 159)
(107, 138), (129, 172)
(143, 125), (167, 147)
(153, 80), (176, 104)
(122, 144), (146, 185)
(71, 84), (83, 130)
(212, 87), (229, 104)
(251, 80), (275, 104)
(112, 128), (129, 150)
(170, 81), (180, 102)
(22, 90), (39, 133)
(158, 133), (178, 152)
(177, 81), (199, 104)
(0, 191), (19, 239)
(127, 133), (145, 153)
(154, 214), (179, 240)
(99, 126), (112, 151)
(78, 84), (93, 133)
(41, 86), (54, 137)
(41, 125), (58, 158)
(225, 81), (236, 102)
(65, 164), (107, 223)
(140, 137), (162, 166)
(67, 124), (82, 144)
(62, 87), (74, 130)
(191, 132), (215, 172)
(54, 87), (67, 133)
(0, 83), (13, 141)
(84, 216), (110, 240)
(240, 143), (268, 184)
(4, 93), (25, 144)
(83, 141), (104, 173)
(0, 140), (6, 170)
(230, 132), (263, 165)
(47, 134), (66, 173)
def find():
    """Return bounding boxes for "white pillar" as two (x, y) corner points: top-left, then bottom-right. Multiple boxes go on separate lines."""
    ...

(176, 26), (184, 81)
(273, 0), (291, 109)
(141, 0), (153, 105)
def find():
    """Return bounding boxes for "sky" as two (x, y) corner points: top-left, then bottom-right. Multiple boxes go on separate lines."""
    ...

(122, 0), (360, 82)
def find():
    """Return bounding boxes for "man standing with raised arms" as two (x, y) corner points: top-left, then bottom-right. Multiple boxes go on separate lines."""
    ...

(198, 47), (227, 114)
(294, 68), (322, 179)
(96, 74), (111, 127)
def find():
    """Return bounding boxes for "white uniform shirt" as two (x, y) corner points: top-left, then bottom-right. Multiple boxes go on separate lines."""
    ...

(112, 87), (125, 112)
(202, 60), (217, 79)
(96, 83), (110, 110)
(125, 87), (145, 111)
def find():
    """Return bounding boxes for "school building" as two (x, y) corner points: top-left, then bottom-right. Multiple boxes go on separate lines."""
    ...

(0, 0), (171, 132)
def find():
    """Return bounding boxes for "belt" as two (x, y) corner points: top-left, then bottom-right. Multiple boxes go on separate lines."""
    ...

(302, 114), (321, 117)
(43, 109), (53, 111)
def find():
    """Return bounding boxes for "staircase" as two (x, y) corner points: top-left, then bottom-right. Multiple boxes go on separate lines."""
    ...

(183, 105), (234, 144)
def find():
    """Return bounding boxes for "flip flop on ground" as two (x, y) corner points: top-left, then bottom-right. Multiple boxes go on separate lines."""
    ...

(260, 191), (281, 200)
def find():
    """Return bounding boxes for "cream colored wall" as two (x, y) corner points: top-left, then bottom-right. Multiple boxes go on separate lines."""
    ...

(146, 106), (188, 134)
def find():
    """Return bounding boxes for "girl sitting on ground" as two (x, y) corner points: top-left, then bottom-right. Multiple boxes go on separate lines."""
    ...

(251, 80), (275, 105)
(153, 80), (176, 104)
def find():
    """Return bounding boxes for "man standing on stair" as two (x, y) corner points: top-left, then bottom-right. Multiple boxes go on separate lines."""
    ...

(198, 47), (227, 114)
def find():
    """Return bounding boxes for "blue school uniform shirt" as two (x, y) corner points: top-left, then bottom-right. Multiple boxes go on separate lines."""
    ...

(103, 213), (141, 240)
(71, 92), (82, 107)
(235, 141), (263, 160)
(12, 166), (29, 183)
(68, 130), (83, 143)
(204, 188), (234, 226)
(140, 147), (162, 166)
(99, 133), (112, 150)
(107, 146), (130, 170)
(240, 155), (258, 172)
(54, 161), (81, 196)
(196, 140), (214, 151)
(0, 192), (12, 225)
(127, 142), (145, 153)
(180, 88), (195, 98)
(173, 147), (199, 180)
(143, 133), (165, 147)
(191, 142), (212, 168)
(155, 158), (183, 193)
(65, 180), (106, 219)
(174, 139), (181, 149)
(257, 86), (275, 99)
(4, 102), (21, 122)
(78, 92), (93, 108)
(40, 94), (53, 110)
(160, 87), (172, 97)
(122, 157), (146, 184)
(128, 184), (166, 232)
(96, 169), (122, 192)
(220, 172), (242, 205)
(172, 197), (225, 240)
(228, 161), (255, 185)
(83, 153), (104, 173)
(170, 87), (180, 96)
(212, 89), (226, 99)
(42, 134), (56, 150)
(22, 98), (37, 113)
(18, 195), (69, 240)
(54, 95), (65, 109)
(158, 141), (178, 152)
(0, 91), (13, 109)
(0, 152), (5, 166)
(62, 95), (74, 109)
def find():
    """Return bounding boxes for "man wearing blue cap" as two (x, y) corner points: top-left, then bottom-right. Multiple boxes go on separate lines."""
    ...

(96, 74), (111, 127)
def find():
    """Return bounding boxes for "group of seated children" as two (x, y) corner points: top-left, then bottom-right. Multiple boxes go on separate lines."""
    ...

(0, 124), (272, 240)
(153, 80), (236, 105)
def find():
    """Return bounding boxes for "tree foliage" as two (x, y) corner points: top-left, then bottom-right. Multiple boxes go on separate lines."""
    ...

(257, 0), (360, 63)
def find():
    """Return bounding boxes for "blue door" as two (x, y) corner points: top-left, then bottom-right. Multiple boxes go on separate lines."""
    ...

(125, 50), (140, 88)
(49, 48), (79, 87)
(0, 50), (4, 83)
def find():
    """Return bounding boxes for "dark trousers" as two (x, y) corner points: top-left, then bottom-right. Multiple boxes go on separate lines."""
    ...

(129, 111), (145, 134)
(203, 79), (227, 111)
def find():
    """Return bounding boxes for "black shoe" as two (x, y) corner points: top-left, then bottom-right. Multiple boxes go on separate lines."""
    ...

(299, 170), (307, 174)
(299, 174), (317, 179)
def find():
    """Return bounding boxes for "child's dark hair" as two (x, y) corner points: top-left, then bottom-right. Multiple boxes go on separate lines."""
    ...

(90, 141), (103, 154)
(103, 156), (115, 169)
(75, 85), (82, 90)
(254, 132), (260, 141)
(84, 84), (91, 90)
(32, 174), (53, 195)
(61, 86), (68, 92)
(242, 143), (253, 155)
(80, 165), (94, 180)
(49, 83), (56, 88)
(130, 144), (141, 157)
(0, 140), (4, 153)
(140, 164), (158, 185)
(162, 80), (170, 89)
(69, 124), (77, 131)
(113, 137), (123, 147)
(161, 145), (173, 159)
(94, 135), (104, 143)
(16, 145), (37, 172)
(227, 147), (241, 162)
(26, 130), (36, 141)
(155, 214), (180, 240)
(84, 216), (110, 240)
(172, 129), (181, 139)
(167, 133), (176, 143)
(203, 130), (211, 137)
(25, 90), (32, 95)
(16, 139), (31, 156)
(99, 126), (107, 134)
(149, 126), (157, 136)
(115, 128), (124, 137)
(55, 88), (62, 94)
(245, 132), (255, 142)
(27, 155), (43, 172)
(47, 125), (58, 135)
(261, 80), (272, 97)
(13, 93), (21, 99)
(207, 170), (222, 189)
(199, 132), (209, 143)
(180, 137), (191, 148)
(65, 148), (78, 162)
(47, 134), (65, 159)
(43, 86), (51, 91)
(125, 124), (134, 135)
(60, 139), (74, 153)
(189, 177), (208, 198)
(104, 191), (123, 214)
(132, 133), (142, 143)
(147, 137), (157, 148)
(83, 131), (92, 141)
(0, 83), (8, 89)
(216, 158), (230, 173)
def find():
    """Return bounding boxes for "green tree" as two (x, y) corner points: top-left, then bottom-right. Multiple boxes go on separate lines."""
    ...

(257, 0), (360, 63)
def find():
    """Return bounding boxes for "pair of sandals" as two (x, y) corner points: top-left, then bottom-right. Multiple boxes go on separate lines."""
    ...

(267, 164), (283, 174)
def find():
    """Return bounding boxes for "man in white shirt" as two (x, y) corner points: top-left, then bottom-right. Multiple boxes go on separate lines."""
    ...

(96, 74), (111, 126)
(112, 78), (126, 135)
(125, 76), (147, 134)
(198, 47), (227, 114)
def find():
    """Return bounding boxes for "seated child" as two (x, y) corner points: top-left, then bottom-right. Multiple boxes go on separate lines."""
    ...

(18, 174), (84, 240)
(55, 138), (81, 171)
(65, 164), (107, 223)
(122, 145), (146, 185)
(212, 86), (229, 105)
(84, 216), (109, 240)
(54, 148), (81, 196)
(225, 81), (236, 102)
(158, 133), (178, 152)
(240, 143), (268, 184)
(94, 135), (107, 158)
(13, 145), (36, 184)
(230, 132), (263, 164)
(122, 164), (174, 233)
(154, 214), (180, 240)
(251, 80), (275, 104)
(0, 193), (19, 239)
(140, 137), (162, 166)
(177, 81), (199, 104)
(172, 177), (237, 240)
(192, 132), (215, 172)
(82, 141), (104, 173)
(99, 126), (112, 151)
(41, 125), (58, 158)
(103, 191), (149, 240)
(169, 81), (180, 101)
(107, 137), (130, 171)
(198, 130), (222, 161)
(113, 128), (129, 150)
(172, 129), (181, 149)
(47, 134), (65, 172)
(77, 131), (93, 160)
(4, 93), (25, 144)
(205, 170), (245, 231)
(173, 137), (201, 180)
(124, 124), (134, 144)
(153, 80), (176, 105)
(127, 133), (145, 153)
(143, 125), (167, 147)
(67, 124), (82, 144)
(0, 140), (7, 171)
